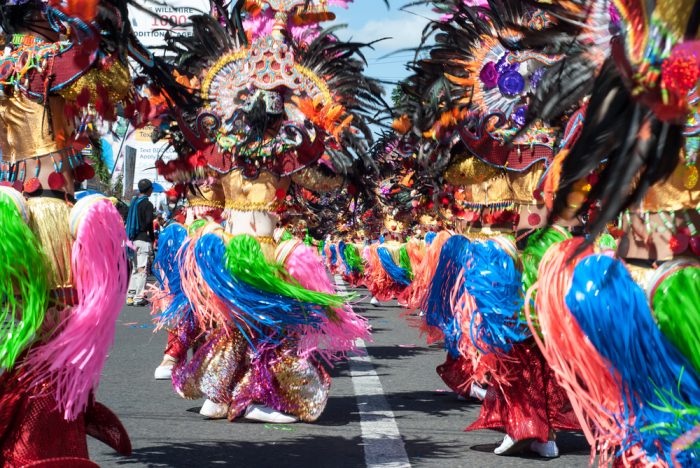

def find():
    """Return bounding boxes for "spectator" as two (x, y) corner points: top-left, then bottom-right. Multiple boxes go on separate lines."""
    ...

(126, 179), (155, 306)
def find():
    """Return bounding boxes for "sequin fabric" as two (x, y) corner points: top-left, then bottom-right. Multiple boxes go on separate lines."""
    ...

(229, 346), (330, 422)
(466, 342), (580, 442)
(0, 369), (130, 466)
(436, 354), (473, 397)
(172, 329), (248, 403)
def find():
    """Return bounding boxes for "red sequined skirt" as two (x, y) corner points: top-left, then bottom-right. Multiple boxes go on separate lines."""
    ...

(436, 354), (473, 396)
(0, 370), (131, 467)
(466, 342), (580, 442)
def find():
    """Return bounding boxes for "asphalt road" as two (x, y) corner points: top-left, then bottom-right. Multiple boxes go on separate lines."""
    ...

(88, 281), (590, 467)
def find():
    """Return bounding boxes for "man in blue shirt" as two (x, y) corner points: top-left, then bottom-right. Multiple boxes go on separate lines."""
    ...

(126, 179), (155, 306)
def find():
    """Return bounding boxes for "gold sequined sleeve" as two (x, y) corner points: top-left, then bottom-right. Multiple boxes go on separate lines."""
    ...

(291, 166), (343, 192)
(57, 61), (132, 105)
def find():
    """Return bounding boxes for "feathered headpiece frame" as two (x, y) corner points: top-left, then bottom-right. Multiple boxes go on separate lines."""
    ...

(156, 1), (387, 186)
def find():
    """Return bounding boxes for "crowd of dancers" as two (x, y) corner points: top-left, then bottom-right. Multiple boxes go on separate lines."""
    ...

(1, 0), (699, 466)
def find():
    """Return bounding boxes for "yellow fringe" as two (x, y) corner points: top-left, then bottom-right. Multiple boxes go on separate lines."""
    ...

(27, 197), (73, 288)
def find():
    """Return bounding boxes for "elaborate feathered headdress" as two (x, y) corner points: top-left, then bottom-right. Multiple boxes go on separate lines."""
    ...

(398, 0), (564, 178)
(155, 0), (386, 184)
(514, 0), (699, 238)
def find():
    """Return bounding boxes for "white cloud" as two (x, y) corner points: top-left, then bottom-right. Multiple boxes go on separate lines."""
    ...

(338, 12), (432, 53)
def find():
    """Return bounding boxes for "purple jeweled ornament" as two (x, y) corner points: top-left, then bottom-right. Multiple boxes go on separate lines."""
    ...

(512, 106), (527, 127)
(495, 54), (519, 75)
(530, 67), (545, 89)
(498, 70), (525, 97)
(479, 61), (499, 89)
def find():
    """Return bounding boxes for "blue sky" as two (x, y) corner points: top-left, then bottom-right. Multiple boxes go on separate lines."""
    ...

(330, 1), (435, 93)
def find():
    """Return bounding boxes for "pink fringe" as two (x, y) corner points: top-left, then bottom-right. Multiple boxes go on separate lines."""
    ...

(396, 239), (426, 306)
(179, 232), (246, 338)
(362, 245), (370, 262)
(527, 238), (632, 466)
(406, 239), (426, 271)
(24, 199), (127, 420)
(323, 243), (333, 272)
(402, 231), (451, 311)
(364, 244), (402, 302)
(673, 425), (700, 467)
(285, 243), (370, 364)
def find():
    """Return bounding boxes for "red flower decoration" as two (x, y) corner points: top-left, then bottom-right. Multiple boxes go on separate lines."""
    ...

(661, 47), (700, 99)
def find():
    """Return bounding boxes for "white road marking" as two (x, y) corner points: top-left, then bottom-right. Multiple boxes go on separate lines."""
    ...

(335, 275), (411, 468)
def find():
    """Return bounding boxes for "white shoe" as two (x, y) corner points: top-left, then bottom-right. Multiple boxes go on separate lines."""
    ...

(154, 355), (177, 380)
(370, 297), (380, 306)
(469, 382), (487, 401)
(243, 404), (298, 424)
(530, 440), (559, 458)
(494, 435), (533, 455)
(199, 399), (229, 419)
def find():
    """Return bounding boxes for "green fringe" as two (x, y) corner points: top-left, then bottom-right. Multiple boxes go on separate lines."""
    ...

(522, 227), (571, 293)
(303, 230), (313, 246)
(224, 235), (347, 308)
(653, 267), (700, 375)
(281, 230), (293, 242)
(644, 385), (700, 453)
(597, 233), (617, 250)
(399, 245), (413, 280)
(318, 240), (325, 255)
(188, 219), (207, 235)
(520, 227), (571, 330)
(344, 244), (364, 273)
(0, 196), (51, 370)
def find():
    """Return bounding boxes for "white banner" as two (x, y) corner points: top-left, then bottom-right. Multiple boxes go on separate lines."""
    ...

(128, 1), (211, 49)
(127, 126), (175, 191)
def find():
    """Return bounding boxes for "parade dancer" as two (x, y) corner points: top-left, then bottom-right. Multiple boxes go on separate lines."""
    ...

(154, 179), (226, 380)
(513, 0), (700, 463)
(151, 0), (383, 423)
(0, 0), (194, 464)
(392, 0), (581, 456)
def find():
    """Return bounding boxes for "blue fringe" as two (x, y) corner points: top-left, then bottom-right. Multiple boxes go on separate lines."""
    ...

(377, 247), (412, 287)
(194, 234), (328, 349)
(423, 235), (470, 357)
(567, 255), (700, 466)
(425, 232), (436, 245)
(329, 243), (337, 266)
(338, 241), (351, 273)
(461, 240), (528, 355)
(152, 224), (190, 327)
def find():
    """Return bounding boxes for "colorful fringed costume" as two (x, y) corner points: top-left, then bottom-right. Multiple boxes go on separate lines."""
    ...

(508, 0), (700, 464)
(388, 0), (588, 456)
(457, 232), (580, 445)
(364, 242), (412, 302)
(0, 1), (195, 463)
(151, 0), (382, 422)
